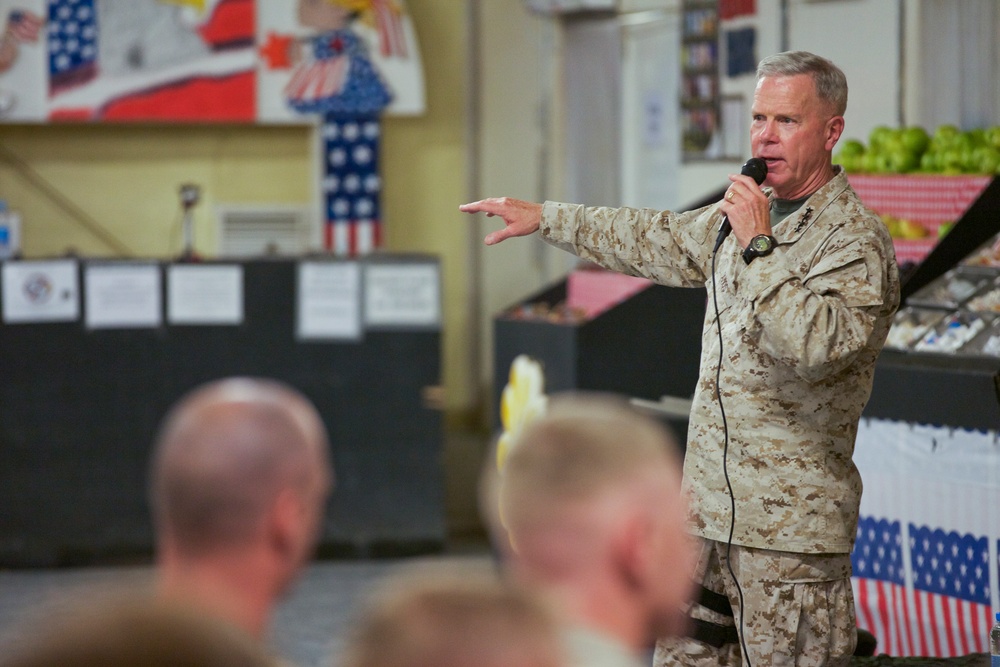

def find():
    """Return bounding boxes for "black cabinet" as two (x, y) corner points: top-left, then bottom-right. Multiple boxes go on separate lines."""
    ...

(0, 258), (445, 566)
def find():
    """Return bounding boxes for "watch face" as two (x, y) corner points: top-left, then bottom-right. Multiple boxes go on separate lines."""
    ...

(751, 235), (773, 252)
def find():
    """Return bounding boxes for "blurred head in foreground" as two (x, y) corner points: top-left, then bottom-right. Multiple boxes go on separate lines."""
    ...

(0, 596), (276, 667)
(340, 564), (567, 667)
(149, 376), (334, 639)
(486, 393), (696, 656)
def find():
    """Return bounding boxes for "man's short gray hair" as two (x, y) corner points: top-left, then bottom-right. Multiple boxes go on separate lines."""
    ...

(757, 50), (848, 116)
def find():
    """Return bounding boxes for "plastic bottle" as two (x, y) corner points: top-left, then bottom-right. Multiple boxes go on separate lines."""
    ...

(0, 200), (10, 259)
(990, 612), (1000, 666)
(0, 200), (21, 260)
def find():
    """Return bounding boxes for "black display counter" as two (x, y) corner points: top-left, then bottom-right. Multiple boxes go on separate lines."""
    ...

(864, 350), (1000, 431)
(0, 257), (445, 567)
(493, 276), (707, 447)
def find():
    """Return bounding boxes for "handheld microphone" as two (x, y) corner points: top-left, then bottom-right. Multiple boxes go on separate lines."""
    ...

(713, 157), (768, 252)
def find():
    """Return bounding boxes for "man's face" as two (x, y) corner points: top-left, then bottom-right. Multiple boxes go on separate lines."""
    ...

(751, 74), (844, 200)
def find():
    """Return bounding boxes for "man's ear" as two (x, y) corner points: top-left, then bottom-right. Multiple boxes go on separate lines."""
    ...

(826, 115), (845, 152)
(615, 511), (652, 592)
(268, 488), (306, 562)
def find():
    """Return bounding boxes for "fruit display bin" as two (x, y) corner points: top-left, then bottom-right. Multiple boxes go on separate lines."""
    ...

(848, 173), (993, 266)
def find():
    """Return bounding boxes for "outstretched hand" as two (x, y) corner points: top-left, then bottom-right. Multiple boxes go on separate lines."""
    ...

(459, 197), (544, 245)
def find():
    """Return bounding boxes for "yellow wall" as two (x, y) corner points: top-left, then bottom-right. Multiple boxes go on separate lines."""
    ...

(0, 124), (314, 257)
(381, 1), (471, 424)
(0, 2), (471, 416)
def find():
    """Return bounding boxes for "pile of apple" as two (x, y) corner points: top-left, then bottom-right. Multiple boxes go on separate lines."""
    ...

(834, 125), (1000, 175)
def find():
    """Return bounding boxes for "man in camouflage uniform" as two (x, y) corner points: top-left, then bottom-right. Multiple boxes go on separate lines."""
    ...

(461, 50), (900, 667)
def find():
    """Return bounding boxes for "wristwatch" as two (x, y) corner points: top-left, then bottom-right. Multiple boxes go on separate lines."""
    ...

(742, 234), (775, 265)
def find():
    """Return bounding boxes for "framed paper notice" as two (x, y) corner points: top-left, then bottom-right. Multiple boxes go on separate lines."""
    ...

(296, 261), (362, 341)
(363, 263), (441, 329)
(1, 259), (80, 323)
(84, 263), (162, 329)
(167, 265), (244, 325)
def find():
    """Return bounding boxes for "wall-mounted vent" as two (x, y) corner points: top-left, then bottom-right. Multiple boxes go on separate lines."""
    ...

(216, 205), (316, 258)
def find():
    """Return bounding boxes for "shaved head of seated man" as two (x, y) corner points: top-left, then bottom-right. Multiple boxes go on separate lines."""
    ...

(148, 377), (334, 641)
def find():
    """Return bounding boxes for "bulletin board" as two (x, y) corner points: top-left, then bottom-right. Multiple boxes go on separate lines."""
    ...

(0, 0), (424, 124)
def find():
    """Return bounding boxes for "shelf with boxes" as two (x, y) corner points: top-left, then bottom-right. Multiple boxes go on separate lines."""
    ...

(680, 0), (720, 159)
(887, 264), (1000, 356)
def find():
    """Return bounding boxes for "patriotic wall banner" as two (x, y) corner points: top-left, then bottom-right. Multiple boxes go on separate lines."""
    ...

(321, 115), (383, 256)
(851, 419), (1000, 657)
(0, 0), (424, 123)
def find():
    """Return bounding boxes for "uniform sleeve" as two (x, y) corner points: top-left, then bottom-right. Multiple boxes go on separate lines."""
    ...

(539, 200), (716, 288)
(737, 221), (897, 383)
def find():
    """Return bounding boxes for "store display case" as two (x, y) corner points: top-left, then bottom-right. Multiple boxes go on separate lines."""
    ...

(493, 268), (707, 447)
(861, 176), (1000, 431)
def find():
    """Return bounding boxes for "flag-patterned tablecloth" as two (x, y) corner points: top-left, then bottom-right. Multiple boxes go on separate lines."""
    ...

(852, 419), (1000, 657)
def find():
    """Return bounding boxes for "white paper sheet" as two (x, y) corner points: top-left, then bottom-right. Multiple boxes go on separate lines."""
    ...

(296, 261), (361, 340)
(84, 263), (162, 329)
(167, 264), (244, 325)
(1, 259), (80, 323)
(364, 263), (440, 328)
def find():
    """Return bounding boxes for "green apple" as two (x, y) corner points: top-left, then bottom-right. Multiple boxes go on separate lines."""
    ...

(934, 124), (961, 146)
(987, 126), (1000, 151)
(888, 148), (920, 173)
(937, 148), (964, 173)
(840, 139), (866, 157)
(833, 151), (861, 172)
(901, 127), (930, 155)
(919, 151), (938, 173)
(973, 146), (1000, 174)
(869, 125), (894, 150)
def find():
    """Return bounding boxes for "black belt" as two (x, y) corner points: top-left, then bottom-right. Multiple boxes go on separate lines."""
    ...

(697, 585), (733, 618)
(688, 586), (739, 648)
(690, 617), (740, 648)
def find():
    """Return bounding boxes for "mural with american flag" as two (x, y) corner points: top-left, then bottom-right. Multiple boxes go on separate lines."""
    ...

(851, 419), (1000, 657)
(24, 0), (422, 124)
(0, 0), (424, 255)
(45, 0), (258, 120)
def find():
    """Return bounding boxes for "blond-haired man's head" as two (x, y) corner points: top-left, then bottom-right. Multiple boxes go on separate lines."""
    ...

(341, 564), (566, 667)
(490, 393), (695, 651)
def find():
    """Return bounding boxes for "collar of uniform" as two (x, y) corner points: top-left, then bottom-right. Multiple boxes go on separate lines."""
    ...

(771, 167), (850, 245)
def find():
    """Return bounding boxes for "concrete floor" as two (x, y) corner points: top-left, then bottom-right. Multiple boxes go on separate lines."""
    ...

(0, 550), (493, 667)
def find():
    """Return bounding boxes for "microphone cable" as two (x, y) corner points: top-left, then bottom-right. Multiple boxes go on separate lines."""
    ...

(710, 238), (753, 667)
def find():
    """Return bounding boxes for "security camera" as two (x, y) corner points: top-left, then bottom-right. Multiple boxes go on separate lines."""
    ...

(179, 183), (201, 209)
